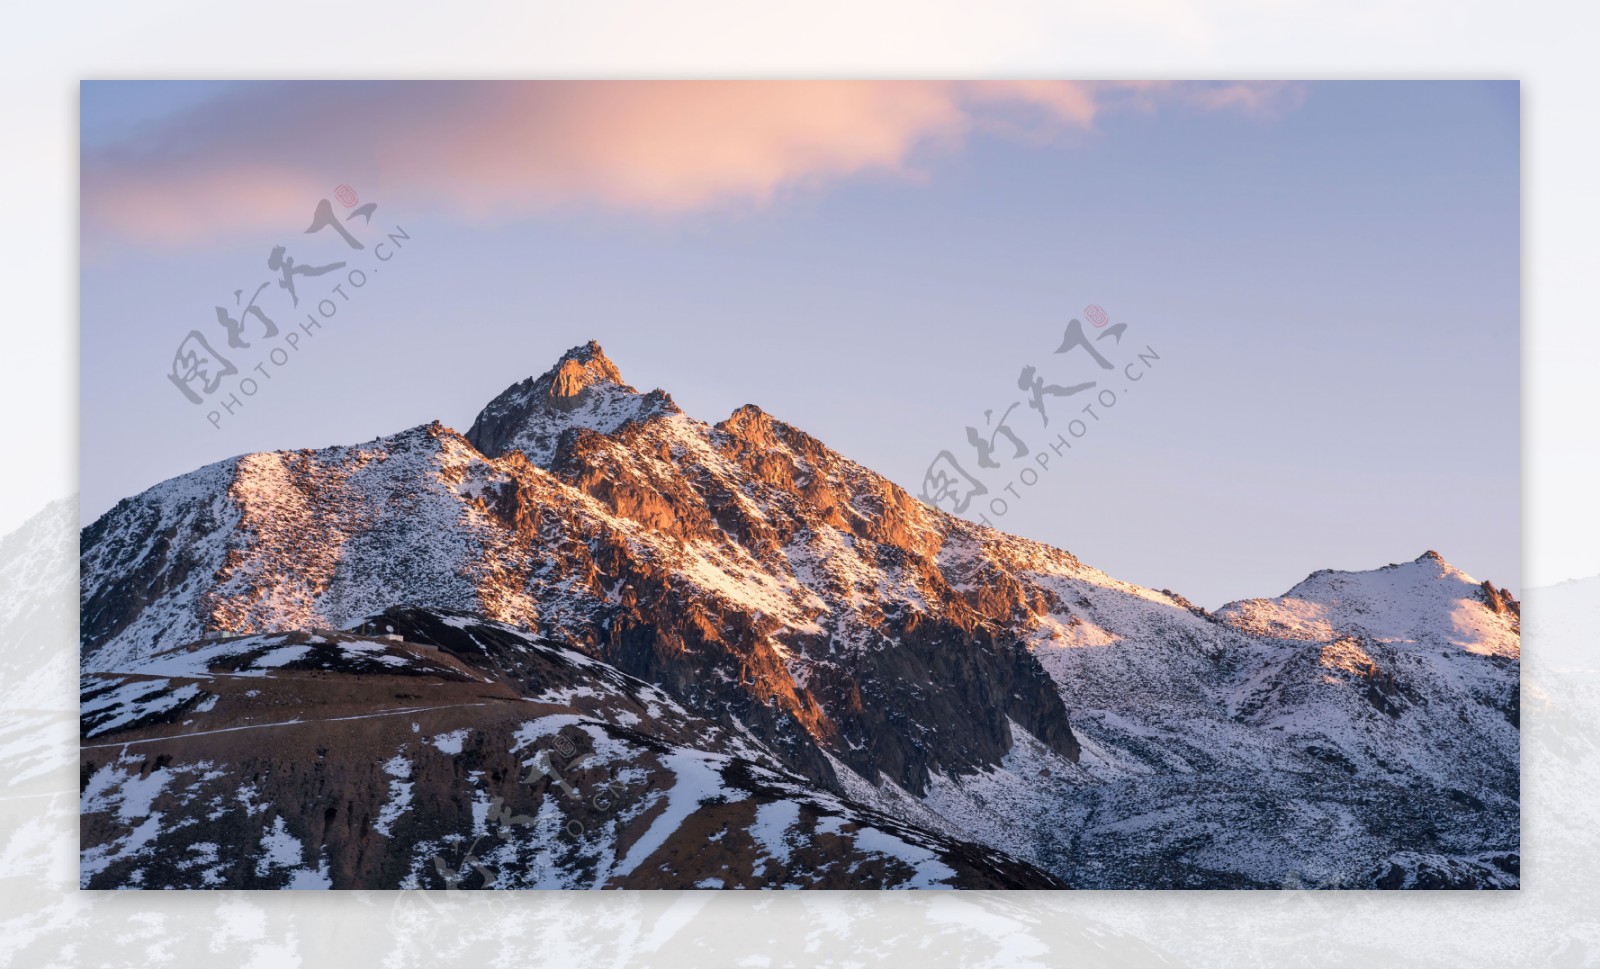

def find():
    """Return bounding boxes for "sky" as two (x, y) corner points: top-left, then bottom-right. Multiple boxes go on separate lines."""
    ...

(79, 80), (1519, 608)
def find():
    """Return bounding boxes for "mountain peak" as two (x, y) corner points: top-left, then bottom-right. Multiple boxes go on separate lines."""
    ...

(1406, 549), (1471, 583)
(564, 338), (608, 362)
(719, 404), (777, 445)
(546, 341), (626, 405)
(466, 341), (677, 464)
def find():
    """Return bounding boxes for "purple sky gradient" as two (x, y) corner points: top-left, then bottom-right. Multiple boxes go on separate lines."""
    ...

(79, 80), (1519, 608)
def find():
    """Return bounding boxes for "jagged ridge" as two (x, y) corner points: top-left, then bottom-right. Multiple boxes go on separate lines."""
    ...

(79, 341), (1521, 889)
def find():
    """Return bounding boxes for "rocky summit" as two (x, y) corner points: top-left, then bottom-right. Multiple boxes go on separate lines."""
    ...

(78, 342), (1520, 889)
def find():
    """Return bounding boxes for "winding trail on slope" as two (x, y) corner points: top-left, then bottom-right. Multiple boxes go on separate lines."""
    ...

(80, 702), (489, 751)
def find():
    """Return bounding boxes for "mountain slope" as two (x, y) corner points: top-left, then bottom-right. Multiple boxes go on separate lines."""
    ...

(79, 608), (1063, 889)
(84, 344), (1088, 796)
(80, 341), (1519, 889)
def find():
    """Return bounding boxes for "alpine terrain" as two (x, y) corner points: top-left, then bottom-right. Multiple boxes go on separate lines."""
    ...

(79, 342), (1520, 889)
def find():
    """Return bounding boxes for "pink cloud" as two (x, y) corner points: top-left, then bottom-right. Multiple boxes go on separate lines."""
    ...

(82, 80), (1303, 246)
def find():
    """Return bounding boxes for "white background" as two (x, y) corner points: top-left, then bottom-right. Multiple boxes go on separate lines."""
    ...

(2, 2), (1596, 966)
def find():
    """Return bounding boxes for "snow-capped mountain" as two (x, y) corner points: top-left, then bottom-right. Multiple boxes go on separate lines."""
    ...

(3, 498), (76, 708)
(79, 341), (1519, 889)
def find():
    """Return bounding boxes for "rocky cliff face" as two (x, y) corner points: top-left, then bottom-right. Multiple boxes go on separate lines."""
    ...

(79, 341), (1520, 889)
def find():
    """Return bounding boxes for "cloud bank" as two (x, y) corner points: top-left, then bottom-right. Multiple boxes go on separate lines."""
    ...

(83, 80), (1303, 245)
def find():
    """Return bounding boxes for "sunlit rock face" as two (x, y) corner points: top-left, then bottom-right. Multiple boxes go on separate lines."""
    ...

(79, 342), (1519, 889)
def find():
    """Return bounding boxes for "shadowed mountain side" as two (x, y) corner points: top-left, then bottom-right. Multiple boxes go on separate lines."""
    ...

(79, 609), (1065, 889)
